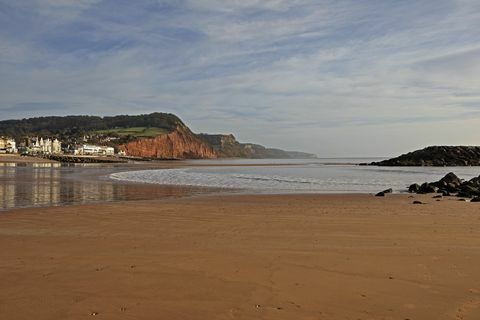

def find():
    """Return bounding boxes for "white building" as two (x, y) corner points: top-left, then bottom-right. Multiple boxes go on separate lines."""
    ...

(30, 137), (62, 154)
(0, 137), (17, 154)
(7, 139), (17, 153)
(52, 139), (62, 154)
(76, 145), (115, 156)
(102, 146), (115, 156)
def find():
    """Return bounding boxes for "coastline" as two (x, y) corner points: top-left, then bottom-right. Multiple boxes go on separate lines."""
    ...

(1, 193), (480, 319)
(0, 157), (371, 211)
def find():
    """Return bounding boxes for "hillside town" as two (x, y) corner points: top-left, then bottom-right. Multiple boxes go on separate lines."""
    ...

(0, 136), (124, 157)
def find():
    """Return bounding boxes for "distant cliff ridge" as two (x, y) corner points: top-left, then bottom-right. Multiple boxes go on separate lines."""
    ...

(371, 146), (480, 166)
(198, 134), (317, 159)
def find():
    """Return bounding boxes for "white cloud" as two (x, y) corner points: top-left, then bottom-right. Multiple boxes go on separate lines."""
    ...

(0, 0), (479, 156)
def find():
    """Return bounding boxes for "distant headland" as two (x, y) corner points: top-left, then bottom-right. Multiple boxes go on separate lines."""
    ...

(0, 113), (316, 160)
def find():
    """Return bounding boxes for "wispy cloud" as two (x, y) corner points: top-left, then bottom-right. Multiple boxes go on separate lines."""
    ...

(0, 0), (479, 156)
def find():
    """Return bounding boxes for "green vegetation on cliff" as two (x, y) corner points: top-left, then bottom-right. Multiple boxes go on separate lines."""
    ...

(95, 127), (169, 138)
(0, 113), (184, 139)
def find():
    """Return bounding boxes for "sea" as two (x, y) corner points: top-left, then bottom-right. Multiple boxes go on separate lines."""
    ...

(2, 158), (480, 211)
(111, 158), (480, 193)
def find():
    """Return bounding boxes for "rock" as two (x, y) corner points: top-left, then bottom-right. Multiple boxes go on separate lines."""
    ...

(432, 195), (442, 199)
(457, 185), (480, 198)
(457, 191), (470, 198)
(471, 197), (480, 202)
(458, 198), (467, 202)
(375, 188), (393, 197)
(413, 201), (424, 204)
(438, 172), (462, 187)
(408, 183), (420, 193)
(469, 176), (480, 186)
(370, 146), (480, 167)
(446, 183), (459, 192)
(419, 183), (438, 194)
(441, 190), (451, 196)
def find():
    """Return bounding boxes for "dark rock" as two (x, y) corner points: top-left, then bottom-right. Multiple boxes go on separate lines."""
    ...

(408, 183), (420, 193)
(446, 183), (459, 192)
(375, 188), (393, 197)
(438, 172), (462, 187)
(413, 201), (424, 204)
(458, 198), (467, 202)
(441, 190), (451, 197)
(471, 197), (480, 202)
(432, 195), (442, 199)
(469, 176), (480, 186)
(458, 185), (480, 198)
(370, 146), (480, 167)
(419, 183), (438, 194)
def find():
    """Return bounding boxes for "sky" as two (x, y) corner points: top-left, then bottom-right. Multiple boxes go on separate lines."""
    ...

(0, 0), (479, 157)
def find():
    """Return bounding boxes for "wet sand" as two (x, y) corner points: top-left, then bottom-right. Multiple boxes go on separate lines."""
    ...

(0, 154), (58, 163)
(1, 194), (480, 319)
(0, 162), (227, 210)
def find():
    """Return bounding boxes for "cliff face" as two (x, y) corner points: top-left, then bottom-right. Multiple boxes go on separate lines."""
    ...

(120, 126), (218, 159)
(371, 146), (480, 166)
(198, 133), (317, 159)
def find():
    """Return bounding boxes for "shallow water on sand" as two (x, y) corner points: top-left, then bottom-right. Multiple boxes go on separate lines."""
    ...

(0, 162), (220, 211)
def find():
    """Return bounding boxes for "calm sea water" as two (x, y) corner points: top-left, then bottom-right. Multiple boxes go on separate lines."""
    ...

(2, 158), (480, 211)
(112, 158), (480, 193)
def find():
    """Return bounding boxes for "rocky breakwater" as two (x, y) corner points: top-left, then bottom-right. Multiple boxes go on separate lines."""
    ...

(408, 172), (480, 200)
(119, 126), (217, 159)
(371, 146), (480, 166)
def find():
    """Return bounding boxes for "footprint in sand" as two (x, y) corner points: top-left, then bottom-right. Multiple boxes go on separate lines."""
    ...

(455, 299), (480, 319)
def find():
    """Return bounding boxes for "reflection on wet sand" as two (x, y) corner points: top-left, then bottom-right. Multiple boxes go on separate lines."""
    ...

(0, 163), (218, 210)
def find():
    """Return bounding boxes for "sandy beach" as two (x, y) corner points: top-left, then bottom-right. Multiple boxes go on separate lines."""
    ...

(1, 193), (480, 319)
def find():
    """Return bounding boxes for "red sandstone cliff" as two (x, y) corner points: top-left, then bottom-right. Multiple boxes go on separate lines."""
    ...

(119, 126), (218, 159)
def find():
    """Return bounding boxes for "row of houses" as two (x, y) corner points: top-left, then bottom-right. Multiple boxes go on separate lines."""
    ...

(0, 136), (124, 157)
(30, 137), (62, 154)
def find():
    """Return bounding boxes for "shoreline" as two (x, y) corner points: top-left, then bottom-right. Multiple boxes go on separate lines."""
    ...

(1, 193), (479, 319)
(2, 157), (479, 212)
(0, 158), (375, 212)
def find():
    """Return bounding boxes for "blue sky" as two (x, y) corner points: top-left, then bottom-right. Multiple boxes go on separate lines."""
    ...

(1, 0), (479, 156)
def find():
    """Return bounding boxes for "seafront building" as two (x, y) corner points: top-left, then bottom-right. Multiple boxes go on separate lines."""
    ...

(75, 144), (115, 156)
(29, 137), (62, 154)
(2, 135), (119, 157)
(0, 137), (17, 153)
